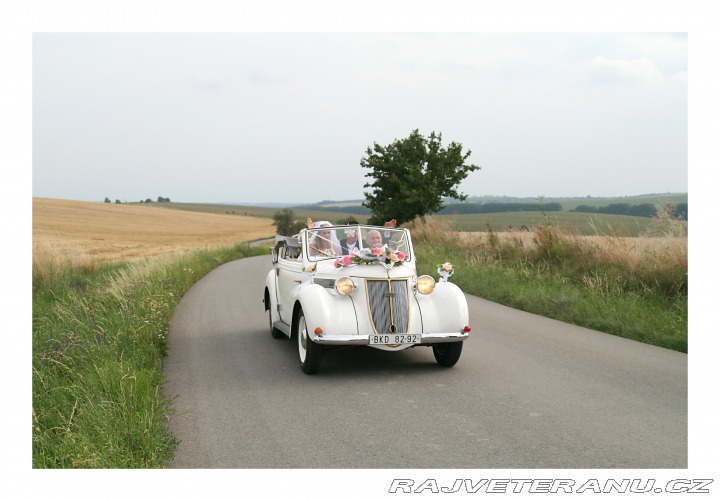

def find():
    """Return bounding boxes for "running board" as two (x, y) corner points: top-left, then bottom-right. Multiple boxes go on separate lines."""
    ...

(273, 320), (292, 336)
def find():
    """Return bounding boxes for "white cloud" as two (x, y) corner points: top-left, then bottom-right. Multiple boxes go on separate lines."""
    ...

(588, 56), (665, 84)
(621, 33), (687, 64)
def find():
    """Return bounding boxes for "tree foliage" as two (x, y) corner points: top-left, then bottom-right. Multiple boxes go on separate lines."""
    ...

(361, 129), (480, 225)
(272, 208), (304, 236)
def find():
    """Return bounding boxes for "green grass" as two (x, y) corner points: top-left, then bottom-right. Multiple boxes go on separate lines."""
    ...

(411, 220), (687, 352)
(32, 244), (266, 468)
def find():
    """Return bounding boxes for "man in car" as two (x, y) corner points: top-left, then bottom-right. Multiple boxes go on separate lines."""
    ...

(340, 226), (360, 254)
(365, 229), (384, 249)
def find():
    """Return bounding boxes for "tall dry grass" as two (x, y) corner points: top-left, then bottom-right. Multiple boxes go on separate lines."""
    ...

(410, 214), (687, 351)
(411, 215), (687, 296)
(33, 240), (100, 278)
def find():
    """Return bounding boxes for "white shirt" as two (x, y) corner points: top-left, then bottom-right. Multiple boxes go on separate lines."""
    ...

(345, 240), (358, 254)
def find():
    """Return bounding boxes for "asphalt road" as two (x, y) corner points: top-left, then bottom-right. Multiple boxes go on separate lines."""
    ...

(164, 255), (687, 468)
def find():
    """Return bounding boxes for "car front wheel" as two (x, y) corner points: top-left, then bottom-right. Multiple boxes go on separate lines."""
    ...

(296, 307), (322, 374)
(432, 341), (463, 367)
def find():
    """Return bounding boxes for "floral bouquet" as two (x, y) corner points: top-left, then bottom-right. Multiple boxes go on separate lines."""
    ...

(334, 245), (407, 268)
(437, 261), (454, 282)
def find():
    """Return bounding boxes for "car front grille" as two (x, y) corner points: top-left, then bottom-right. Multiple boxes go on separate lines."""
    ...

(365, 279), (410, 334)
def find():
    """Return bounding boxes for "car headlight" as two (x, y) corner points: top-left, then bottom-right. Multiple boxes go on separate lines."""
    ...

(416, 275), (435, 295)
(334, 277), (356, 295)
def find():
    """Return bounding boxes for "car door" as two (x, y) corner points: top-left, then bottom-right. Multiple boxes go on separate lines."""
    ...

(276, 248), (302, 324)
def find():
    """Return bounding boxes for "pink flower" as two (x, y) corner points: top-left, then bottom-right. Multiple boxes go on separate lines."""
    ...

(442, 262), (453, 271)
(372, 247), (384, 256)
(333, 258), (341, 268)
(342, 255), (352, 266)
(397, 252), (406, 260)
(388, 252), (400, 262)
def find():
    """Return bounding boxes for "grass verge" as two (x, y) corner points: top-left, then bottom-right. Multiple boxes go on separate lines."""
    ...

(411, 217), (687, 353)
(32, 244), (267, 468)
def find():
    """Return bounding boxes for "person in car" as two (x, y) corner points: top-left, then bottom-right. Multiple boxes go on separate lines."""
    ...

(364, 229), (384, 249)
(340, 226), (360, 255)
(307, 221), (341, 257)
(306, 218), (397, 253)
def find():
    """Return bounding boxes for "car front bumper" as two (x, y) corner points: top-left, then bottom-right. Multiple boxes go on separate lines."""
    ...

(310, 331), (470, 346)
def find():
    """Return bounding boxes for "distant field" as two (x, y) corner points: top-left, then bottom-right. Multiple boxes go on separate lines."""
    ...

(142, 201), (371, 224)
(140, 202), (668, 236)
(443, 211), (660, 236)
(33, 198), (275, 264)
(539, 193), (687, 212)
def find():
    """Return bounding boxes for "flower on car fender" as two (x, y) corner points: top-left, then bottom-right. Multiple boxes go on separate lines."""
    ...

(437, 261), (455, 282)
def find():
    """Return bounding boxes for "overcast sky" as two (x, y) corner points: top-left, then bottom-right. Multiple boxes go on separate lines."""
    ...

(32, 33), (687, 205)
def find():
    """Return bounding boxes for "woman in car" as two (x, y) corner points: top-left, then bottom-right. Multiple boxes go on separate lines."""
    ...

(306, 220), (341, 257)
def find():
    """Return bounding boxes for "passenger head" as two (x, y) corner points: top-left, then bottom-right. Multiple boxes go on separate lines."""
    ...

(316, 223), (332, 245)
(365, 229), (383, 248)
(344, 227), (358, 244)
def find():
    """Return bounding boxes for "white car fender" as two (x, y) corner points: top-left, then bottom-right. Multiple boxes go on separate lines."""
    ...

(414, 281), (469, 334)
(265, 269), (280, 326)
(297, 284), (358, 339)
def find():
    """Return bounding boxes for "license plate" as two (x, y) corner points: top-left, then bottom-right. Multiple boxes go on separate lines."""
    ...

(369, 334), (421, 345)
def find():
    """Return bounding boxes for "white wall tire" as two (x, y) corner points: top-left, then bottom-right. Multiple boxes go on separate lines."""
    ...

(296, 308), (322, 374)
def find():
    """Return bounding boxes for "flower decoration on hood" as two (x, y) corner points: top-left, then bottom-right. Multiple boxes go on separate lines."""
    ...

(334, 245), (406, 268)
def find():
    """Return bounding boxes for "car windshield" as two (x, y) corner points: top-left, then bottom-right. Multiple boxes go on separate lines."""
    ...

(305, 225), (412, 262)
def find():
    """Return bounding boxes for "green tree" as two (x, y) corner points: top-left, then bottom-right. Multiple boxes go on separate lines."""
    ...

(273, 208), (298, 235)
(361, 129), (480, 225)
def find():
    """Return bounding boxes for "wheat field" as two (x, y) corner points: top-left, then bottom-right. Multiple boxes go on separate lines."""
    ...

(33, 198), (275, 266)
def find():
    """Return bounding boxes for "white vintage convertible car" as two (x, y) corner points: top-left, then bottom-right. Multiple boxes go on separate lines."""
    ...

(263, 223), (470, 374)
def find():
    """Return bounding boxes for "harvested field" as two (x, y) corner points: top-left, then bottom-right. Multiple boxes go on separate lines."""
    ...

(33, 198), (275, 265)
